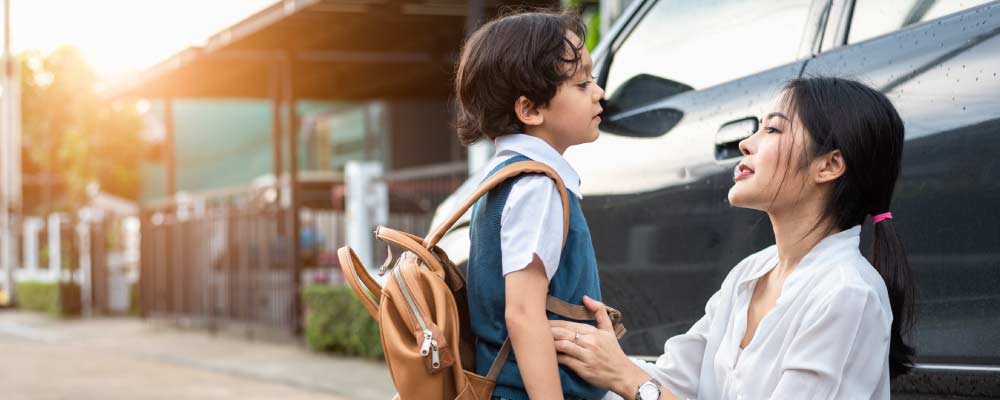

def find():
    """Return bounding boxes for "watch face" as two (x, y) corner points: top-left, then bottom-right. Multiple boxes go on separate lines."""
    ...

(639, 382), (660, 400)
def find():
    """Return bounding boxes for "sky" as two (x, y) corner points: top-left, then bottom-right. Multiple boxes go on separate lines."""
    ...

(7, 0), (277, 81)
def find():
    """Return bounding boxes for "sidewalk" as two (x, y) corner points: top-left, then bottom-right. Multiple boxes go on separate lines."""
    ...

(0, 310), (395, 400)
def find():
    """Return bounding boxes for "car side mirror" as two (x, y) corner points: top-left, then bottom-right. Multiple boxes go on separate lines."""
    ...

(600, 74), (693, 137)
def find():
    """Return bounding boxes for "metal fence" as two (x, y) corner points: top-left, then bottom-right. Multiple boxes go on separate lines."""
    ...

(140, 185), (299, 339)
(138, 162), (467, 338)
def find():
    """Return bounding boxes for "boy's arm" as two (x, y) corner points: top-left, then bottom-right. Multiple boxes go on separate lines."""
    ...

(506, 254), (563, 400)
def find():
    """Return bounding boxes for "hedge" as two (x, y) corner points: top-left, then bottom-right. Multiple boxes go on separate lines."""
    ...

(302, 284), (383, 359)
(15, 281), (81, 317)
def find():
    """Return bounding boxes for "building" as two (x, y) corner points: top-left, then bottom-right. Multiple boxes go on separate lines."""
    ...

(113, 0), (557, 337)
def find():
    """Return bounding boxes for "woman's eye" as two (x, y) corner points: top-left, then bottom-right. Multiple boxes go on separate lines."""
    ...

(765, 127), (780, 134)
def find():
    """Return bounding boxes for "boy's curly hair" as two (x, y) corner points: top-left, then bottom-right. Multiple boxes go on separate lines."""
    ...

(454, 11), (587, 145)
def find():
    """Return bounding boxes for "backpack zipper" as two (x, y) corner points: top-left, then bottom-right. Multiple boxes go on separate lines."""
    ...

(393, 263), (441, 369)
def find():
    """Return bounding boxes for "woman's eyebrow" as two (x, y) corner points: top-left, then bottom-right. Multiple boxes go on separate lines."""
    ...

(765, 112), (790, 121)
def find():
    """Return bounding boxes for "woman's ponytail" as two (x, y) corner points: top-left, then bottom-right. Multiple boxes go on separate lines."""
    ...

(872, 217), (916, 378)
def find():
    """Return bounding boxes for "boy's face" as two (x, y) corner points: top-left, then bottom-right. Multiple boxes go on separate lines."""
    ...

(537, 32), (605, 151)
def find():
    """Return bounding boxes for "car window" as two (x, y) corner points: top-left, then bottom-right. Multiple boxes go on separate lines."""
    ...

(605, 0), (814, 97)
(847, 0), (994, 44)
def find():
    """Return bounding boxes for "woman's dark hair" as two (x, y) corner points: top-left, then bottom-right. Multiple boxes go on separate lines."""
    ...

(453, 10), (586, 145)
(783, 77), (915, 378)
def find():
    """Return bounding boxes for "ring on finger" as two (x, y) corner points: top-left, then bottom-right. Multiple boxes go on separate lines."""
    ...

(573, 332), (582, 343)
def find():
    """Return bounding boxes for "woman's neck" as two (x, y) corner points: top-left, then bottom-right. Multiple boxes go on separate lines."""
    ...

(767, 199), (838, 279)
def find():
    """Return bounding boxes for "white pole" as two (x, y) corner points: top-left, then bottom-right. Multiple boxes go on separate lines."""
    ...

(345, 161), (386, 270)
(1, 0), (16, 305)
(48, 214), (61, 281)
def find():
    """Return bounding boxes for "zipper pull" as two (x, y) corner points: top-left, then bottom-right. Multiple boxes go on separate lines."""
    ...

(419, 331), (433, 356)
(430, 340), (441, 369)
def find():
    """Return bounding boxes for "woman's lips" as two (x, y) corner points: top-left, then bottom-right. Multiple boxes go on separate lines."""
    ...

(734, 163), (754, 181)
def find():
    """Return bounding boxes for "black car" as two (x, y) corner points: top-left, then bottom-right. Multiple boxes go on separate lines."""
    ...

(432, 0), (1000, 396)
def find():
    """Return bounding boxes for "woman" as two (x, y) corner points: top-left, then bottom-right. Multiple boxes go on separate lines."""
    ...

(550, 77), (916, 400)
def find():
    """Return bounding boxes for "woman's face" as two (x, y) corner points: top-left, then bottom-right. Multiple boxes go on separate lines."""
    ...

(727, 93), (815, 212)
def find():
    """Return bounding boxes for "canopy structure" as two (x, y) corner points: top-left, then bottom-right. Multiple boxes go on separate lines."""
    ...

(113, 0), (555, 100)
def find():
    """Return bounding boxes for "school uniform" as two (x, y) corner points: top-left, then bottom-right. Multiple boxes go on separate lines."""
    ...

(467, 133), (607, 400)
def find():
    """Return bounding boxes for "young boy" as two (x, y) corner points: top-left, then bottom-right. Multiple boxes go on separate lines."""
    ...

(455, 11), (606, 400)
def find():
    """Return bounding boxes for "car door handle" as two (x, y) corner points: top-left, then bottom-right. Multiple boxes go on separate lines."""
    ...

(715, 117), (758, 160)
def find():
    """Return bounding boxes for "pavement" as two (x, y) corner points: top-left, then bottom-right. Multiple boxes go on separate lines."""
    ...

(0, 310), (396, 400)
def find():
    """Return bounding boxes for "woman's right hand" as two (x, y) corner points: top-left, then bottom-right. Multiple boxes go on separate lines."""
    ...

(550, 296), (654, 398)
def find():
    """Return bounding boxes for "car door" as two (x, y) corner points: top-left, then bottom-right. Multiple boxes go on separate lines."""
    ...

(802, 0), (1000, 396)
(566, 0), (830, 355)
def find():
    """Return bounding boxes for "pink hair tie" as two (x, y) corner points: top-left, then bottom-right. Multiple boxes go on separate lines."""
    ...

(872, 212), (893, 224)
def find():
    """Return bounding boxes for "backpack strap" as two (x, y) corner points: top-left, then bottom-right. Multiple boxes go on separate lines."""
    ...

(337, 247), (381, 319)
(422, 161), (571, 250)
(546, 297), (628, 339)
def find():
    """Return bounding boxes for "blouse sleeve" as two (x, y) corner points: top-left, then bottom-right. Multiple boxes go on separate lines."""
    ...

(770, 286), (891, 399)
(610, 287), (724, 400)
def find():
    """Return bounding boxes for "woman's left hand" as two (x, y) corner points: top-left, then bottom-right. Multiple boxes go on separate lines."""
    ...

(550, 296), (650, 396)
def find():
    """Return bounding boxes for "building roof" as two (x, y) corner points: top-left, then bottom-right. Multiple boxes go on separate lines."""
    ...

(111, 0), (556, 99)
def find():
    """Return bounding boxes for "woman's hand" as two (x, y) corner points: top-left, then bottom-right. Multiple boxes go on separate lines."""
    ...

(550, 296), (652, 398)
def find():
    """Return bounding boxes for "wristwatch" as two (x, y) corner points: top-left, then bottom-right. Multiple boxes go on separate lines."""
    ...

(635, 379), (661, 400)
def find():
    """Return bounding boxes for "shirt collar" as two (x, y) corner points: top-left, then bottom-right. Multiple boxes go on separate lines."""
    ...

(493, 134), (583, 199)
(739, 225), (863, 287)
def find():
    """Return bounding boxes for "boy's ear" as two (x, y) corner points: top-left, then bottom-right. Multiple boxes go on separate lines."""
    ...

(813, 149), (846, 184)
(514, 96), (544, 127)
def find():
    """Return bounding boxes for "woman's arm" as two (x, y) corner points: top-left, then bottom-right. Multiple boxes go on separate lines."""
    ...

(551, 297), (679, 400)
(506, 255), (563, 400)
(553, 289), (726, 400)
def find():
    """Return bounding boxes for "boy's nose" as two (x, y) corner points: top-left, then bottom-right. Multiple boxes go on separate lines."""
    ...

(594, 85), (605, 101)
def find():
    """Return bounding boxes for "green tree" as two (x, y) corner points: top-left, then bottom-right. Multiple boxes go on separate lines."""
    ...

(564, 0), (601, 51)
(18, 46), (143, 214)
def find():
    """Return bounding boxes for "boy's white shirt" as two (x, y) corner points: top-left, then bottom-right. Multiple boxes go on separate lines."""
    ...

(483, 133), (583, 281)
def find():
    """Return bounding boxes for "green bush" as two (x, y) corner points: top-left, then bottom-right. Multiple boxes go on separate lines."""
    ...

(15, 281), (81, 317)
(302, 284), (383, 359)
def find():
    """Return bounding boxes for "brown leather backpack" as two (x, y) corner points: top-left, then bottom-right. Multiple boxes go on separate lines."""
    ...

(338, 160), (626, 400)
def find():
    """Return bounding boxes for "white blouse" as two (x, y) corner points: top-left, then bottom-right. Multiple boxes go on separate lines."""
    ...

(613, 226), (893, 400)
